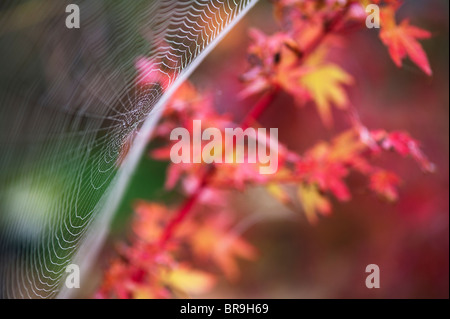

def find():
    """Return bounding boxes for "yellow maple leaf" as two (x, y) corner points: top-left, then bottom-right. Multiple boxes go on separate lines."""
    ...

(298, 183), (332, 224)
(267, 183), (291, 206)
(162, 265), (216, 296)
(300, 63), (354, 127)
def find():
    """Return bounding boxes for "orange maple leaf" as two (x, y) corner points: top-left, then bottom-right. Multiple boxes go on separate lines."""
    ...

(188, 213), (258, 281)
(379, 7), (432, 75)
(369, 170), (401, 202)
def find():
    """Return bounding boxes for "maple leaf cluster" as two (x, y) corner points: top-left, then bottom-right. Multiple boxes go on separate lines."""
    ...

(242, 0), (432, 126)
(98, 0), (435, 298)
(97, 202), (256, 298)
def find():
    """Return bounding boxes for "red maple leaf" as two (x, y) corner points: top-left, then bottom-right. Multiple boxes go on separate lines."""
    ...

(379, 7), (432, 75)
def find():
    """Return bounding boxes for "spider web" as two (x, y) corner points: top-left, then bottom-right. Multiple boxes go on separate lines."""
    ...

(0, 0), (258, 298)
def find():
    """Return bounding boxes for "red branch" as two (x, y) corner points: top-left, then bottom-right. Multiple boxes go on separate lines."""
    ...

(157, 164), (215, 247)
(157, 85), (281, 248)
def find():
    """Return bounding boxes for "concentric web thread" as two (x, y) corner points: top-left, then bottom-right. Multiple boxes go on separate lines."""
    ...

(0, 0), (258, 299)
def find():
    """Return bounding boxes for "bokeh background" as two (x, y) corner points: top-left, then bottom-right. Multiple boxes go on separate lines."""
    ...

(87, 0), (449, 298)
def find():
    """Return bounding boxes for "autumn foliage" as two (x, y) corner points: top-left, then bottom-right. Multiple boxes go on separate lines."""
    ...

(97, 0), (435, 299)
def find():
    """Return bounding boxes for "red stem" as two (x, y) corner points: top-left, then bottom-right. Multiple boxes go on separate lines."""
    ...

(158, 165), (215, 247)
(157, 86), (280, 248)
(240, 85), (281, 129)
